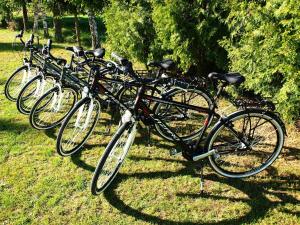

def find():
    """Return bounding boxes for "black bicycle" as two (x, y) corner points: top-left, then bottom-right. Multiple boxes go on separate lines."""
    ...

(4, 31), (43, 101)
(29, 46), (106, 130)
(56, 53), (213, 156)
(91, 70), (286, 195)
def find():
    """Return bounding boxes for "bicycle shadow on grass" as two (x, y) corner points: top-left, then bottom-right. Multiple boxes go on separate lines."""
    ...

(102, 156), (299, 225)
(0, 119), (31, 134)
(68, 145), (299, 224)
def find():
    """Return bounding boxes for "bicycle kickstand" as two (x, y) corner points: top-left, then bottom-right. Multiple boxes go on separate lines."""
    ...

(198, 161), (205, 195)
(147, 126), (152, 147)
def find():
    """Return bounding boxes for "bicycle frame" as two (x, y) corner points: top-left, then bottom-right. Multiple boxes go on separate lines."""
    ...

(126, 83), (253, 161)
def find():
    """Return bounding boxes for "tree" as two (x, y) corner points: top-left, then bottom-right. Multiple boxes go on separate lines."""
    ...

(103, 0), (155, 64)
(52, 0), (63, 42)
(65, 0), (83, 46)
(44, 0), (64, 42)
(32, 0), (49, 38)
(221, 0), (300, 121)
(87, 9), (99, 49)
(69, 0), (107, 49)
(21, 0), (28, 31)
(103, 0), (228, 72)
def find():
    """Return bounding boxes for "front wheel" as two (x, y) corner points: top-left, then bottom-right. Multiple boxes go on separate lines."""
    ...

(91, 122), (137, 195)
(206, 109), (285, 178)
(29, 86), (78, 130)
(4, 65), (39, 101)
(56, 97), (101, 156)
(16, 74), (55, 114)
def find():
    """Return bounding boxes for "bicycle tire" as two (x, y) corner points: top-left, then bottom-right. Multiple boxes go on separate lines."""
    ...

(154, 87), (213, 141)
(206, 108), (285, 178)
(91, 122), (137, 195)
(56, 97), (101, 156)
(4, 65), (38, 101)
(29, 86), (78, 130)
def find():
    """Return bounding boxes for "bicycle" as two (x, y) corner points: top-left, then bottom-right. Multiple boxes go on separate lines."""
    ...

(29, 46), (106, 130)
(4, 30), (43, 101)
(16, 39), (65, 114)
(56, 53), (213, 156)
(90, 71), (286, 195)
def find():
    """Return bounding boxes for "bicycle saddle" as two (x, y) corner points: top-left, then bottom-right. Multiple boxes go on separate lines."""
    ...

(208, 72), (245, 85)
(147, 59), (176, 70)
(85, 48), (105, 58)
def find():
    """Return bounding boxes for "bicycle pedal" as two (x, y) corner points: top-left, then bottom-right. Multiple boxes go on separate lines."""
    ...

(170, 148), (182, 156)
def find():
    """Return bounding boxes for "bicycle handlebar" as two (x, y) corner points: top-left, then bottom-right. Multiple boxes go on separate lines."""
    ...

(111, 52), (129, 66)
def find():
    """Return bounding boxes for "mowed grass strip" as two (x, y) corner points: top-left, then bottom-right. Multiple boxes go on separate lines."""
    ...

(0, 29), (299, 225)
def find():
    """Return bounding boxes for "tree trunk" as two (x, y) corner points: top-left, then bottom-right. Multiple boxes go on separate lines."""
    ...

(41, 10), (49, 38)
(52, 3), (63, 42)
(74, 11), (81, 47)
(87, 9), (99, 49)
(21, 0), (28, 31)
(33, 3), (39, 33)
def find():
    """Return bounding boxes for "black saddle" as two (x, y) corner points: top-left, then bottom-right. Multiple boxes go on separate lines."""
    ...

(85, 48), (105, 58)
(208, 72), (245, 85)
(147, 59), (176, 70)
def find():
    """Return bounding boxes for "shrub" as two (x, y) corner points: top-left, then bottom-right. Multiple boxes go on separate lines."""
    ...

(221, 0), (300, 121)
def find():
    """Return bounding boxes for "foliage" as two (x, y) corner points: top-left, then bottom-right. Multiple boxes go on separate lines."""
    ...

(151, 0), (228, 74)
(103, 0), (228, 71)
(103, 0), (155, 65)
(221, 0), (300, 121)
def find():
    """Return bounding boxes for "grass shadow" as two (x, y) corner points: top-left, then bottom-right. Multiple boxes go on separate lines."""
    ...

(0, 119), (31, 133)
(102, 157), (299, 225)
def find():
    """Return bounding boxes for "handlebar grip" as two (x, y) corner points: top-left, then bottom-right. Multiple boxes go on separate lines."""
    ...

(111, 52), (128, 66)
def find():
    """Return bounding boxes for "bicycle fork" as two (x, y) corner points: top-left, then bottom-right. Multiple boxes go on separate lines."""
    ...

(50, 84), (64, 112)
(75, 88), (94, 130)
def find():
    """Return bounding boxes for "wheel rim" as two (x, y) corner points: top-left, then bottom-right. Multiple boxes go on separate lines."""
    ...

(59, 98), (100, 154)
(6, 66), (39, 100)
(209, 113), (283, 177)
(18, 76), (55, 114)
(31, 87), (77, 129)
(155, 88), (212, 141)
(96, 123), (136, 192)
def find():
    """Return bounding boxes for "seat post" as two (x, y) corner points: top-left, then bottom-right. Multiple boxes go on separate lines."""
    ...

(214, 83), (226, 101)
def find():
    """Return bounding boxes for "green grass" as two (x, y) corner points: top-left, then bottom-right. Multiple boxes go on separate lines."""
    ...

(0, 28), (299, 225)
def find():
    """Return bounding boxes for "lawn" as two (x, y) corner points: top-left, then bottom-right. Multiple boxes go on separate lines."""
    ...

(0, 28), (299, 225)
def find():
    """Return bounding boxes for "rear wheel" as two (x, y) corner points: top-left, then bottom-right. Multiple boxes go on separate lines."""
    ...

(91, 122), (137, 195)
(207, 109), (285, 178)
(154, 88), (213, 141)
(29, 86), (77, 130)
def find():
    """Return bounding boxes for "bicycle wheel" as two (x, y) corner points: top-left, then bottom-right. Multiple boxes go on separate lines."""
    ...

(56, 97), (101, 156)
(154, 87), (213, 141)
(91, 122), (137, 195)
(29, 86), (78, 130)
(4, 65), (39, 101)
(206, 108), (285, 178)
(16, 74), (55, 114)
